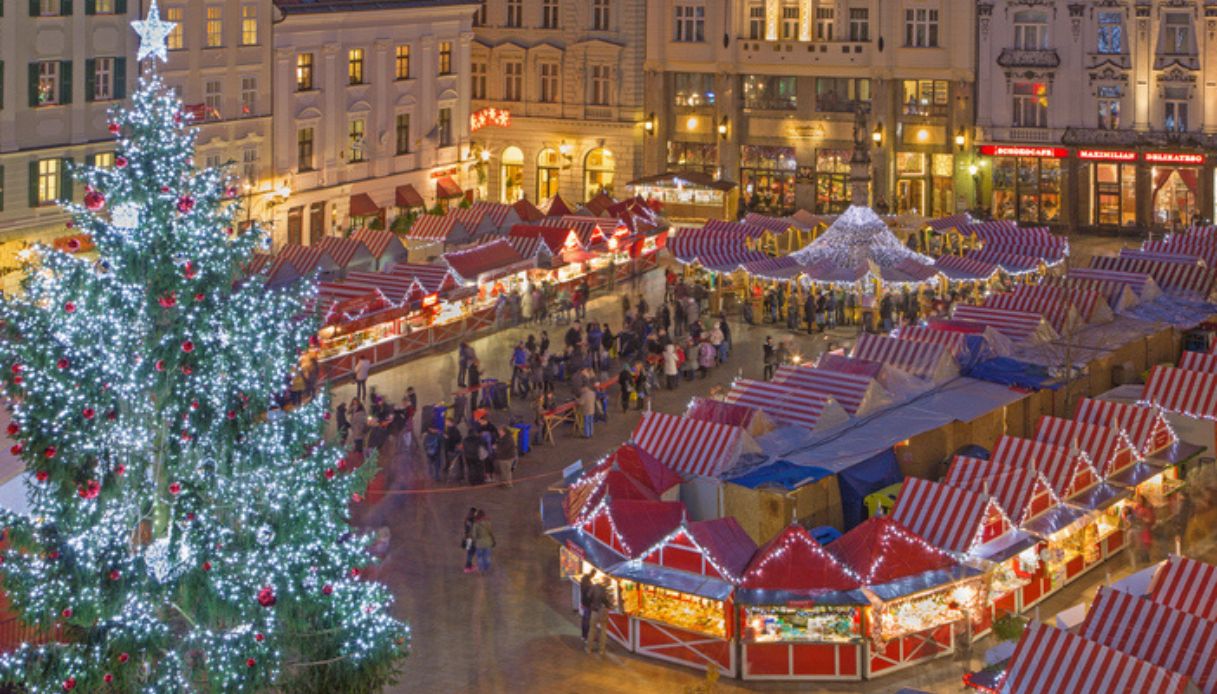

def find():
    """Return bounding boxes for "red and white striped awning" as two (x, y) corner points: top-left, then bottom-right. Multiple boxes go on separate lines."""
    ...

(667, 230), (767, 272)
(926, 213), (975, 231)
(895, 324), (968, 358)
(944, 455), (1056, 526)
(1069, 267), (1160, 298)
(1002, 621), (1193, 694)
(338, 271), (418, 306)
(1035, 415), (1133, 478)
(1120, 247), (1204, 266)
(1180, 350), (1217, 375)
(935, 253), (999, 281)
(890, 477), (997, 555)
(992, 435), (1098, 500)
(851, 333), (955, 381)
(1074, 398), (1176, 459)
(986, 285), (1097, 331)
(1081, 586), (1217, 693)
(1045, 274), (1136, 311)
(959, 220), (1018, 238)
(742, 213), (797, 234)
(739, 255), (804, 280)
(704, 218), (769, 239)
(316, 236), (373, 269)
(1143, 239), (1217, 267)
(724, 379), (845, 431)
(1091, 255), (1217, 297)
(1186, 225), (1217, 239)
(1143, 365), (1217, 420)
(630, 412), (755, 478)
(772, 365), (882, 415)
(967, 247), (1044, 274)
(952, 305), (1057, 343)
(405, 214), (465, 242)
(387, 263), (460, 295)
(1149, 555), (1217, 621)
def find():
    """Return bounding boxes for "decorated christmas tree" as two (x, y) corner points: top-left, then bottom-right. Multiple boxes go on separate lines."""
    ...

(0, 4), (408, 692)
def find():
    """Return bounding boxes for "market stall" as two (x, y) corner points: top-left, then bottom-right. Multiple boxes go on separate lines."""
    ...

(1021, 504), (1098, 593)
(736, 525), (867, 681)
(625, 172), (739, 221)
(620, 518), (757, 675)
(992, 435), (1099, 501)
(951, 305), (1060, 345)
(934, 254), (1000, 284)
(891, 478), (1008, 557)
(985, 288), (1089, 335)
(770, 364), (895, 417)
(685, 398), (778, 439)
(850, 334), (959, 384)
(1074, 398), (1177, 459)
(575, 498), (685, 560)
(1143, 365), (1217, 420)
(723, 379), (851, 432)
(551, 530), (631, 648)
(1147, 554), (1217, 621)
(442, 239), (534, 302)
(1034, 416), (1134, 478)
(351, 228), (409, 270)
(1090, 255), (1217, 298)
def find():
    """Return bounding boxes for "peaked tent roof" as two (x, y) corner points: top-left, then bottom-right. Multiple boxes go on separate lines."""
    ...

(684, 518), (759, 583)
(890, 477), (1000, 555)
(944, 455), (1056, 526)
(1149, 555), (1217, 622)
(541, 193), (575, 217)
(724, 378), (851, 431)
(953, 304), (1060, 344)
(740, 524), (861, 593)
(511, 197), (545, 222)
(577, 498), (684, 558)
(772, 363), (893, 416)
(1075, 397), (1177, 459)
(789, 206), (937, 280)
(1143, 366), (1217, 421)
(350, 227), (407, 260)
(1180, 350), (1217, 375)
(1035, 415), (1133, 478)
(851, 333), (959, 383)
(827, 516), (957, 586)
(600, 443), (682, 496)
(686, 397), (776, 437)
(992, 435), (1098, 499)
(630, 411), (760, 478)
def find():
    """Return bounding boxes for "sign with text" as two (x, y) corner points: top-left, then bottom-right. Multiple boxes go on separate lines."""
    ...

(979, 145), (1069, 159)
(1078, 149), (1138, 162)
(1145, 152), (1205, 165)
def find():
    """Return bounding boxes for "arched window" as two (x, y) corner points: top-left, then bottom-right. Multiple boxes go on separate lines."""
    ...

(584, 148), (615, 201)
(537, 148), (561, 201)
(501, 146), (524, 202)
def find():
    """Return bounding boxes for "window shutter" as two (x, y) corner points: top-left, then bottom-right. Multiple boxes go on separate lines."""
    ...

(29, 0), (40, 17)
(28, 161), (39, 207)
(60, 158), (73, 202)
(113, 58), (126, 99)
(59, 61), (72, 104)
(61, 0), (72, 15)
(85, 0), (95, 14)
(84, 58), (95, 102)
(0, 166), (5, 212)
(115, 0), (126, 13)
(28, 63), (39, 107)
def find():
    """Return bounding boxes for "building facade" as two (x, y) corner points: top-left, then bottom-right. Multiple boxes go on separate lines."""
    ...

(976, 0), (1217, 232)
(644, 0), (976, 218)
(469, 0), (648, 207)
(0, 0), (141, 284)
(271, 0), (476, 248)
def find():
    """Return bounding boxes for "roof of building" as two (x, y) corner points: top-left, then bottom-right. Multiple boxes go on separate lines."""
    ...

(275, 0), (477, 15)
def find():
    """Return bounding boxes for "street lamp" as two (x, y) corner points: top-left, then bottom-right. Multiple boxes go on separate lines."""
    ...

(718, 116), (730, 140)
(871, 123), (884, 146)
(643, 112), (655, 136)
(955, 128), (967, 150)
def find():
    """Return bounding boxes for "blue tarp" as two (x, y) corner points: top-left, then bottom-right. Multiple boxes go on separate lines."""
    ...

(968, 357), (1059, 390)
(726, 460), (833, 491)
(836, 449), (902, 530)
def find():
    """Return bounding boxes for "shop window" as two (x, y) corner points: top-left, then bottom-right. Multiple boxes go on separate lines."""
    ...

(1013, 11), (1048, 50)
(1093, 162), (1136, 226)
(584, 148), (615, 200)
(501, 146), (524, 202)
(816, 150), (850, 214)
(1097, 12), (1123, 54)
(1154, 168), (1198, 228)
(991, 156), (1060, 224)
(901, 79), (948, 117)
(747, 3), (765, 39)
(896, 152), (926, 215)
(740, 144), (796, 214)
(849, 8), (869, 42)
(781, 6), (799, 40)
(931, 154), (955, 217)
(743, 75), (797, 110)
(673, 72), (716, 107)
(816, 77), (870, 113)
(1012, 82), (1049, 128)
(667, 141), (718, 175)
(1097, 86), (1122, 130)
(537, 148), (561, 200)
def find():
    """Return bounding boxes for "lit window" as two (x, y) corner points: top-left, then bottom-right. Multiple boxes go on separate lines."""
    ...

(241, 6), (258, 46)
(1012, 82), (1049, 128)
(395, 45), (411, 80)
(438, 42), (452, 75)
(348, 48), (365, 85)
(206, 7), (223, 48)
(94, 0), (116, 13)
(348, 119), (366, 163)
(92, 152), (115, 169)
(37, 0), (60, 16)
(36, 61), (60, 106)
(167, 8), (184, 50)
(37, 159), (61, 206)
(296, 53), (314, 91)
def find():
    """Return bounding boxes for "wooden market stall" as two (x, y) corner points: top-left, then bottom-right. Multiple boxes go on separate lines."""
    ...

(626, 172), (739, 221)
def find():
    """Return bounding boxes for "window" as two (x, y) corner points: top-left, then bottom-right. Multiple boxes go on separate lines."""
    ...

(674, 4), (705, 43)
(348, 119), (366, 162)
(395, 113), (411, 155)
(1012, 82), (1048, 128)
(204, 153), (221, 170)
(503, 61), (522, 101)
(241, 77), (256, 115)
(1097, 86), (1122, 130)
(1163, 13), (1193, 55)
(167, 7), (184, 50)
(35, 159), (62, 206)
(206, 7), (223, 48)
(537, 149), (560, 199)
(815, 77), (870, 112)
(474, 1), (486, 27)
(542, 0), (559, 29)
(904, 7), (939, 48)
(35, 0), (64, 16)
(815, 7), (834, 41)
(438, 42), (452, 75)
(849, 8), (869, 42)
(1097, 12), (1123, 54)
(1013, 11), (1048, 50)
(395, 45), (411, 80)
(204, 80), (222, 120)
(592, 0), (610, 30)
(506, 0), (521, 27)
(35, 61), (62, 106)
(901, 79), (949, 116)
(92, 0), (115, 14)
(241, 5), (257, 45)
(1165, 89), (1188, 132)
(743, 75), (797, 110)
(539, 63), (559, 103)
(673, 72), (716, 107)
(438, 108), (453, 148)
(667, 141), (718, 174)
(296, 53), (314, 91)
(781, 6), (799, 40)
(348, 48), (364, 85)
(748, 4), (765, 39)
(242, 147), (258, 183)
(297, 127), (315, 172)
(91, 57), (114, 101)
(590, 65), (611, 105)
(91, 152), (115, 169)
(471, 62), (487, 99)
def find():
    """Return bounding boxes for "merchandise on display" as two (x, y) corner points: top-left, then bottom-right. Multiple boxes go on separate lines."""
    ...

(742, 605), (862, 644)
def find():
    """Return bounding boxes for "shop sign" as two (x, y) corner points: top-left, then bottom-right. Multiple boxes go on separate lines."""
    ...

(1077, 149), (1137, 162)
(469, 107), (511, 133)
(1145, 152), (1205, 165)
(979, 145), (1069, 159)
(796, 165), (815, 183)
(421, 293), (439, 308)
(429, 167), (459, 179)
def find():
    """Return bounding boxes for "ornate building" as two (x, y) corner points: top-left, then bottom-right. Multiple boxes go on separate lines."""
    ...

(976, 0), (1217, 231)
(469, 0), (648, 206)
(644, 0), (976, 218)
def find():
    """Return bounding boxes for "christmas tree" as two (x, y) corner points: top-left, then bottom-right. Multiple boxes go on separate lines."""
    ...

(0, 5), (408, 692)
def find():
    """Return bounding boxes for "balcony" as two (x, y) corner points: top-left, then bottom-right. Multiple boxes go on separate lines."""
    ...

(584, 105), (615, 120)
(996, 48), (1060, 69)
(986, 126), (1065, 144)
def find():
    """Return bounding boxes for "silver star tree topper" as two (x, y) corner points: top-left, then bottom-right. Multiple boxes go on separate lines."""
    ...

(131, 0), (176, 63)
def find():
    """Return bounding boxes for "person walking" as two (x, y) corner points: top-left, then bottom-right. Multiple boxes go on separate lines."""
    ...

(697, 339), (716, 378)
(718, 314), (732, 362)
(588, 321), (604, 373)
(423, 424), (445, 482)
(585, 578), (614, 655)
(335, 402), (350, 444)
(709, 322), (726, 365)
(618, 363), (635, 413)
(471, 510), (496, 574)
(579, 384), (597, 438)
(457, 342), (473, 388)
(495, 425), (518, 489)
(353, 356), (371, 401)
(763, 337), (776, 381)
(663, 343), (680, 390)
(510, 342), (529, 396)
(467, 358), (482, 412)
(634, 361), (651, 412)
(346, 398), (369, 453)
(461, 507), (479, 573)
(579, 572), (595, 644)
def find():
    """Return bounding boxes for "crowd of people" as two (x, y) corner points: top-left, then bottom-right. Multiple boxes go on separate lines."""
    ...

(750, 281), (998, 335)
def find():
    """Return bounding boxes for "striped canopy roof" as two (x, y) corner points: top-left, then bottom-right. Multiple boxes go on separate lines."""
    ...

(387, 263), (460, 295)
(277, 244), (338, 276)
(1180, 350), (1217, 375)
(1035, 415), (1132, 478)
(850, 333), (955, 381)
(724, 378), (845, 431)
(406, 214), (466, 242)
(630, 411), (757, 478)
(1069, 267), (1160, 297)
(1074, 398), (1176, 459)
(1090, 255), (1217, 297)
(741, 212), (797, 234)
(1081, 586), (1217, 694)
(668, 230), (767, 272)
(339, 271), (418, 306)
(350, 228), (406, 259)
(926, 213), (975, 231)
(944, 455), (1055, 525)
(935, 253), (1000, 281)
(1143, 238), (1217, 267)
(985, 287), (1081, 332)
(1043, 274), (1137, 311)
(992, 435), (1098, 499)
(890, 477), (998, 555)
(1002, 621), (1192, 694)
(704, 218), (769, 239)
(739, 255), (804, 280)
(1143, 366), (1217, 420)
(895, 324), (968, 358)
(468, 200), (518, 228)
(1149, 555), (1217, 622)
(968, 247), (1048, 274)
(952, 305), (1056, 343)
(316, 236), (373, 269)
(773, 364), (883, 415)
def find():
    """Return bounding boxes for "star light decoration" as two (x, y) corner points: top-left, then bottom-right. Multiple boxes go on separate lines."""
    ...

(131, 0), (177, 63)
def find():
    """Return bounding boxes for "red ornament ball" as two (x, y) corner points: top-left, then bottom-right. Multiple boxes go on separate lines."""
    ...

(82, 407), (95, 420)
(322, 584), (333, 596)
(66, 238), (80, 252)
(177, 197), (195, 214)
(115, 464), (126, 476)
(337, 457), (347, 471)
(108, 122), (121, 134)
(10, 364), (22, 374)
(78, 480), (100, 499)
(114, 156), (127, 169)
(154, 359), (165, 372)
(9, 445), (21, 456)
(257, 586), (276, 608)
(352, 493), (363, 503)
(179, 430), (191, 442)
(181, 340), (194, 353)
(226, 410), (236, 420)
(63, 302), (76, 313)
(6, 423), (18, 435)
(202, 561), (212, 572)
(324, 468), (336, 480)
(61, 608), (72, 618)
(62, 677), (76, 691)
(57, 357), (70, 370)
(224, 226), (235, 236)
(35, 470), (48, 483)
(226, 186), (239, 198)
(190, 400), (199, 410)
(254, 632), (265, 642)
(168, 482), (181, 495)
(103, 674), (113, 683)
(194, 292), (205, 302)
(350, 568), (361, 578)
(160, 185), (170, 193)
(158, 293), (177, 308)
(84, 190), (106, 211)
(117, 652), (129, 664)
(181, 365), (193, 376)
(246, 658), (256, 668)
(323, 411), (331, 421)
(48, 550), (59, 559)
(109, 569), (120, 581)
(44, 446), (57, 459)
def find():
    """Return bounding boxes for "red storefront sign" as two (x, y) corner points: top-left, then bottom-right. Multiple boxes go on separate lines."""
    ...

(1145, 152), (1205, 165)
(979, 145), (1069, 158)
(1078, 149), (1138, 162)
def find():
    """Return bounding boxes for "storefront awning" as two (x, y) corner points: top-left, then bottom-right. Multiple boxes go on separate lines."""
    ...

(349, 193), (381, 218)
(435, 176), (463, 199)
(395, 184), (425, 209)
